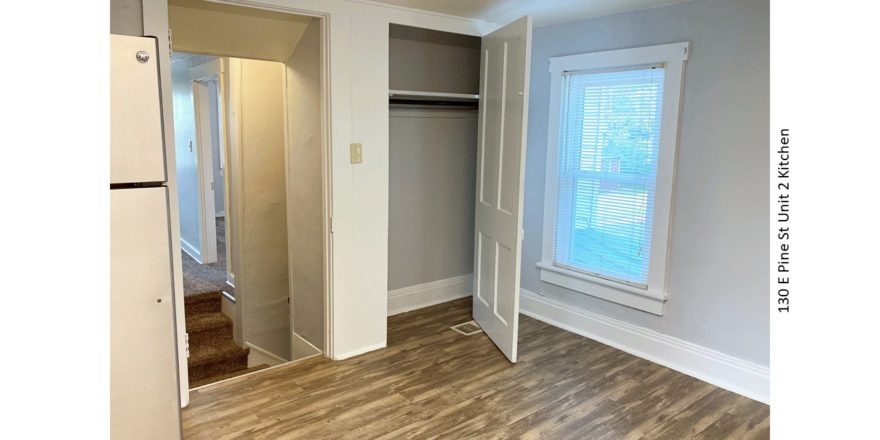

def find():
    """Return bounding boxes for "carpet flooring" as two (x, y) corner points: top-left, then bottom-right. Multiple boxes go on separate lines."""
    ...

(185, 291), (269, 388)
(182, 217), (229, 296)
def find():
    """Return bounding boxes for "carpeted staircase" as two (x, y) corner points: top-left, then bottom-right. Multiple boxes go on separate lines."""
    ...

(185, 291), (269, 388)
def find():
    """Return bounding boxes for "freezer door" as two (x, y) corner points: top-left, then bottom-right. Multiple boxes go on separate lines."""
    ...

(110, 187), (181, 440)
(111, 34), (166, 184)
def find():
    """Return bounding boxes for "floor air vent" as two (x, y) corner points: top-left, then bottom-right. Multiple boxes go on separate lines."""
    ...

(450, 320), (483, 336)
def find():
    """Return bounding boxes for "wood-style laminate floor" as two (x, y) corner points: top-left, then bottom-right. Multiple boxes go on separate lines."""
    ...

(183, 298), (769, 439)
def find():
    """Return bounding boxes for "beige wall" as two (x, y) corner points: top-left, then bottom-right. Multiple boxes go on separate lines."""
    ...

(169, 0), (313, 62)
(222, 58), (243, 346)
(285, 19), (325, 353)
(235, 58), (291, 361)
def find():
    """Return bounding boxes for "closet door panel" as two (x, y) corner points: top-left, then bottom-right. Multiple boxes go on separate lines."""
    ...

(472, 16), (532, 363)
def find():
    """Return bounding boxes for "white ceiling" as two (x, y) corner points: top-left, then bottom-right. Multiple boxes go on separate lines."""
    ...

(364, 0), (691, 26)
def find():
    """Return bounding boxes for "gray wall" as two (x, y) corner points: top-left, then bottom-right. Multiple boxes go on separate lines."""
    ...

(388, 109), (477, 290)
(110, 0), (143, 36)
(521, 0), (769, 365)
(389, 24), (480, 94)
(387, 26), (481, 290)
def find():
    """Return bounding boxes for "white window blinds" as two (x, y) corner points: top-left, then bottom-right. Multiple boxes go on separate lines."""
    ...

(553, 66), (666, 287)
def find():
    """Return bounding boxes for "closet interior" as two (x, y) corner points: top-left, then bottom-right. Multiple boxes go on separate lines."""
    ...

(387, 24), (482, 302)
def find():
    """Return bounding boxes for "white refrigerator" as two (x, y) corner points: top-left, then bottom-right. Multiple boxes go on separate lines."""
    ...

(110, 34), (182, 439)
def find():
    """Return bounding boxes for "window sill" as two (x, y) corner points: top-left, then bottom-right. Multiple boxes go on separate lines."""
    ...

(536, 262), (666, 315)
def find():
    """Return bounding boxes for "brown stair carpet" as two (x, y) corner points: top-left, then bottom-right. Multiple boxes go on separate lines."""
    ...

(184, 291), (269, 388)
(184, 291), (222, 316)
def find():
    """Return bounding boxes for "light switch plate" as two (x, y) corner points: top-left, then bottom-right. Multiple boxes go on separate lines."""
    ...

(350, 143), (363, 164)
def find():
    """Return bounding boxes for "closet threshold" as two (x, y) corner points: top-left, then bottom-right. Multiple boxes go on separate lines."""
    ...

(388, 90), (479, 102)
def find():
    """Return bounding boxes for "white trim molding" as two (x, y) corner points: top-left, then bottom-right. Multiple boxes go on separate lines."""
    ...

(245, 342), (286, 367)
(388, 274), (473, 316)
(537, 263), (666, 315)
(332, 342), (387, 361)
(519, 289), (769, 404)
(539, 42), (690, 315)
(180, 237), (203, 264)
(292, 333), (322, 360)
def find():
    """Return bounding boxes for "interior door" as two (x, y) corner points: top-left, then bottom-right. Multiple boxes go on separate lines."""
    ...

(192, 79), (218, 264)
(473, 16), (532, 362)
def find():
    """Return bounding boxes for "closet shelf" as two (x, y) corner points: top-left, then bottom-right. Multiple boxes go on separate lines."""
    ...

(388, 90), (479, 102)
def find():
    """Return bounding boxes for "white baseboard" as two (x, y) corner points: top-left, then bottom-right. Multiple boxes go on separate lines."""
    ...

(220, 293), (235, 319)
(245, 342), (286, 367)
(388, 274), (473, 316)
(519, 289), (769, 404)
(292, 333), (322, 360)
(332, 342), (386, 361)
(180, 238), (203, 263)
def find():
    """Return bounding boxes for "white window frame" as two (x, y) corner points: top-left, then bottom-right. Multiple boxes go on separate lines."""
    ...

(539, 42), (689, 315)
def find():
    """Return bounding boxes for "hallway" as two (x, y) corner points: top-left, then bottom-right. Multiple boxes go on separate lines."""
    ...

(182, 217), (228, 296)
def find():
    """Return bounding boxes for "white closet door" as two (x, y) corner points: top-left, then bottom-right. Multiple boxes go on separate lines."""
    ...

(472, 16), (532, 362)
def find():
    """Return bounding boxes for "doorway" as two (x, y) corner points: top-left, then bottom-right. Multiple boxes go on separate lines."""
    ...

(172, 54), (228, 296)
(167, 0), (330, 390)
(386, 19), (532, 363)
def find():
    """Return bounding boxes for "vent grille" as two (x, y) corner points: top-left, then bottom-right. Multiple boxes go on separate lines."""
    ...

(450, 320), (483, 336)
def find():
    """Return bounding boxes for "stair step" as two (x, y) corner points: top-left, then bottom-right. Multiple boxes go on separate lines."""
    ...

(187, 340), (249, 383)
(186, 312), (233, 347)
(186, 312), (232, 333)
(184, 291), (222, 317)
(190, 364), (271, 389)
(188, 339), (248, 368)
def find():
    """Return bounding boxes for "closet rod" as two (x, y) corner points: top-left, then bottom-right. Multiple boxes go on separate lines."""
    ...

(388, 89), (480, 101)
(389, 99), (477, 109)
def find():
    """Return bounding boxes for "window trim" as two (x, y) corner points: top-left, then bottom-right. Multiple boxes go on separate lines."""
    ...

(539, 42), (690, 315)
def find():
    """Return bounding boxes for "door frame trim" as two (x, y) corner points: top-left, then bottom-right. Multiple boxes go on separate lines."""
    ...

(215, 0), (336, 362)
(190, 76), (219, 264)
(144, 0), (336, 408)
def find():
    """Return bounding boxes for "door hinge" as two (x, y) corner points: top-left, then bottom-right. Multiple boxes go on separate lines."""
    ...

(185, 332), (190, 358)
(329, 216), (334, 233)
(211, 181), (214, 190)
(168, 28), (173, 55)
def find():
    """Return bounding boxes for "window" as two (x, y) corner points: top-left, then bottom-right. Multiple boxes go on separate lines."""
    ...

(539, 43), (689, 315)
